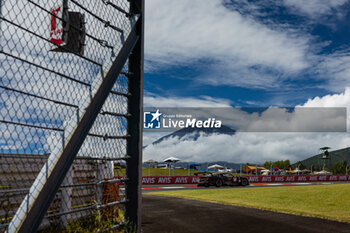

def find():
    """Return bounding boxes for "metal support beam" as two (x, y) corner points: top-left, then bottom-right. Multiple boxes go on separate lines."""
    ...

(6, 20), (139, 233)
(125, 0), (144, 232)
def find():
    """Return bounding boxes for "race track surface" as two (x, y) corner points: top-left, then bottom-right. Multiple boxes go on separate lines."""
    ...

(142, 195), (350, 233)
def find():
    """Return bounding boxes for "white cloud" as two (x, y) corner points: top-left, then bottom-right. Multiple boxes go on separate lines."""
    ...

(243, 107), (345, 132)
(143, 132), (350, 163)
(301, 87), (350, 108)
(145, 0), (310, 81)
(143, 90), (350, 163)
(315, 53), (350, 91)
(143, 99), (346, 132)
(145, 0), (350, 92)
(283, 0), (348, 18)
(144, 94), (233, 107)
(300, 87), (350, 132)
(197, 63), (283, 89)
(143, 132), (168, 146)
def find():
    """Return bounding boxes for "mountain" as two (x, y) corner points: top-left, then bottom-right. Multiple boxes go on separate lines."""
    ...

(297, 147), (350, 169)
(151, 125), (236, 145)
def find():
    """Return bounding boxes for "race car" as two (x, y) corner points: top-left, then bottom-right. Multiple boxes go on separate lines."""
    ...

(197, 172), (249, 187)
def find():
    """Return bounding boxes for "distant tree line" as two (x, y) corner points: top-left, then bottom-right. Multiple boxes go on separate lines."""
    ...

(262, 160), (349, 174)
(332, 161), (348, 174)
(294, 161), (306, 170)
(263, 160), (291, 170)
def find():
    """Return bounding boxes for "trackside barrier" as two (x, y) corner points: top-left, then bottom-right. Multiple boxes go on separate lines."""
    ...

(247, 175), (350, 183)
(129, 175), (350, 185)
(142, 176), (200, 184)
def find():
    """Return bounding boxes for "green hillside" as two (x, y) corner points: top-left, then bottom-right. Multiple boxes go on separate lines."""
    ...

(298, 147), (350, 169)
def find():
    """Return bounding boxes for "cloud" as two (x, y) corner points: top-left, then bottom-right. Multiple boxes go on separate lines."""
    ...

(143, 106), (345, 132)
(197, 63), (284, 89)
(283, 0), (348, 19)
(143, 132), (350, 163)
(145, 0), (310, 83)
(239, 107), (345, 132)
(315, 52), (350, 92)
(144, 93), (233, 107)
(143, 90), (350, 163)
(143, 132), (168, 146)
(145, 0), (350, 93)
(301, 87), (350, 108)
(300, 87), (350, 131)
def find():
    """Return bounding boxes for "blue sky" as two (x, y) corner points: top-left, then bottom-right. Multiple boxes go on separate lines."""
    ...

(144, 0), (350, 107)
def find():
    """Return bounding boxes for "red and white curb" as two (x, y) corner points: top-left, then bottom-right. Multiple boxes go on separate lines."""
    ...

(141, 182), (332, 190)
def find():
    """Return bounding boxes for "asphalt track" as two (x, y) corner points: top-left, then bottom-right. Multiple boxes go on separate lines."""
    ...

(142, 195), (350, 233)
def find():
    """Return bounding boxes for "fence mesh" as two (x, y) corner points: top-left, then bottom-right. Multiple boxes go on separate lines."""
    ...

(1, 0), (138, 232)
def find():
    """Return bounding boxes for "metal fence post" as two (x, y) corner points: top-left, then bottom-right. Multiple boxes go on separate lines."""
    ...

(125, 0), (144, 231)
(59, 127), (73, 227)
(346, 163), (348, 175)
(61, 167), (73, 227)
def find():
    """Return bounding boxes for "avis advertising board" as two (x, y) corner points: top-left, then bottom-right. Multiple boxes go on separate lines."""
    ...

(136, 175), (350, 185)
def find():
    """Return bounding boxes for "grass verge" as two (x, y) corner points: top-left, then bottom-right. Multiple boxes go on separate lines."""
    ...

(146, 183), (350, 223)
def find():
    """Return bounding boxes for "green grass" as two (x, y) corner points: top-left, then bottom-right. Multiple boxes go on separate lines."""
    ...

(146, 183), (350, 223)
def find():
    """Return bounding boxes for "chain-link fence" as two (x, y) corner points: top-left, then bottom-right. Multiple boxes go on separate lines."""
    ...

(1, 0), (143, 232)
